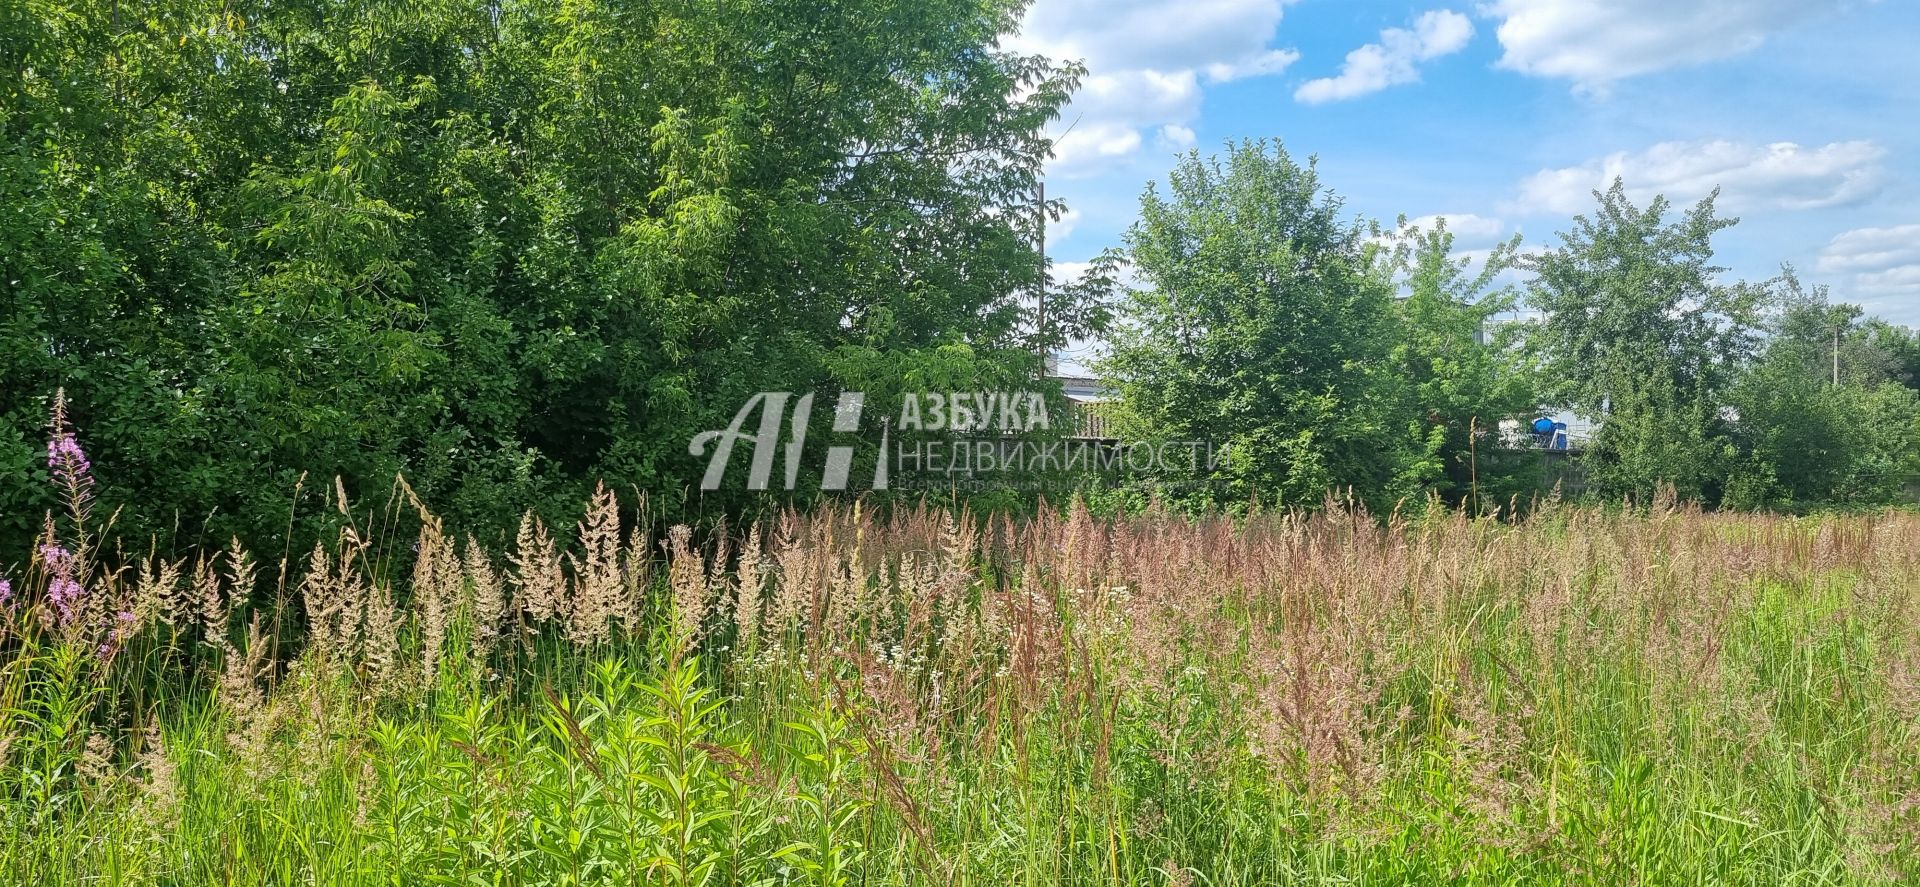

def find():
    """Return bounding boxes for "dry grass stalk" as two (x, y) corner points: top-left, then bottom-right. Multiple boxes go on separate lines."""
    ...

(567, 482), (623, 646)
(464, 535), (506, 658)
(133, 720), (182, 828)
(733, 525), (767, 653)
(665, 525), (708, 646)
(510, 511), (566, 628)
(410, 511), (459, 684)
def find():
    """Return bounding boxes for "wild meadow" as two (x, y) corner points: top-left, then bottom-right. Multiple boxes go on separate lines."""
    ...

(2, 406), (1919, 885)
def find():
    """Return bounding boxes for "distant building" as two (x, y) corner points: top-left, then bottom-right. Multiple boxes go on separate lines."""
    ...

(1049, 374), (1118, 440)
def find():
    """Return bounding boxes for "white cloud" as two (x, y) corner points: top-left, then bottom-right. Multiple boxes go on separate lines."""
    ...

(1817, 224), (1920, 273)
(1485, 0), (1852, 88)
(1054, 259), (1140, 292)
(1511, 139), (1887, 215)
(1401, 213), (1508, 243)
(1295, 10), (1474, 104)
(1206, 48), (1303, 82)
(1052, 122), (1146, 171)
(1051, 207), (1085, 241)
(1157, 124), (1198, 149)
(1047, 69), (1199, 171)
(1006, 0), (1300, 173)
(1008, 0), (1297, 76)
(1819, 224), (1920, 300)
(1855, 265), (1920, 297)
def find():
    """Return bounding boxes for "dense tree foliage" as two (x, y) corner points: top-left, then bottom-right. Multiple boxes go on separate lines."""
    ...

(1106, 149), (1918, 512)
(1381, 219), (1539, 506)
(1101, 141), (1416, 509)
(0, 0), (1091, 552)
(1518, 184), (1767, 502)
(1725, 275), (1920, 508)
(1103, 142), (1547, 512)
(1516, 188), (1918, 508)
(4, 0), (1915, 548)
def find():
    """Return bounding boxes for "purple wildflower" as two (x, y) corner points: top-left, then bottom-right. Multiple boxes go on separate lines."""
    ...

(39, 542), (72, 574)
(47, 432), (89, 475)
(0, 577), (12, 610)
(48, 578), (83, 627)
(47, 430), (95, 513)
(40, 542), (82, 628)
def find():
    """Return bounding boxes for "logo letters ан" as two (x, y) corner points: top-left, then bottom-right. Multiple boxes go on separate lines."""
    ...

(690, 392), (793, 490)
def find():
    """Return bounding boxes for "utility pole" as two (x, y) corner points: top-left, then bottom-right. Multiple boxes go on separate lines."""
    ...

(1036, 180), (1048, 377)
(1468, 416), (1479, 517)
(1833, 325), (1841, 387)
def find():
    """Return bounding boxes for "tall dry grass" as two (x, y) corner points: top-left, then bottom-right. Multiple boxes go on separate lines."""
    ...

(5, 402), (1920, 883)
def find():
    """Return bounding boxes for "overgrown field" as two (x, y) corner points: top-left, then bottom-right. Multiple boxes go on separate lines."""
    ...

(7, 462), (1920, 883)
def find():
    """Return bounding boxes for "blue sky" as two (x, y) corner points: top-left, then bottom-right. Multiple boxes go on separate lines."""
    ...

(1007, 0), (1920, 367)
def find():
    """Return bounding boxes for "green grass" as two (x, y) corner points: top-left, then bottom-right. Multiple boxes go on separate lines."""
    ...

(5, 500), (1920, 884)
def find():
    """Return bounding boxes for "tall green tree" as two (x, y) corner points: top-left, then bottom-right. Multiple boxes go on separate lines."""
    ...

(1765, 271), (1920, 390)
(1725, 274), (1920, 507)
(1103, 140), (1409, 508)
(1522, 181), (1767, 501)
(1381, 219), (1539, 507)
(0, 0), (1091, 553)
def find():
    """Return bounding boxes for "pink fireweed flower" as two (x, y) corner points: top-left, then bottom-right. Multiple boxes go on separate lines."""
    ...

(0, 577), (13, 610)
(48, 577), (84, 627)
(47, 430), (95, 517)
(39, 542), (72, 573)
(47, 432), (90, 476)
(40, 542), (82, 628)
